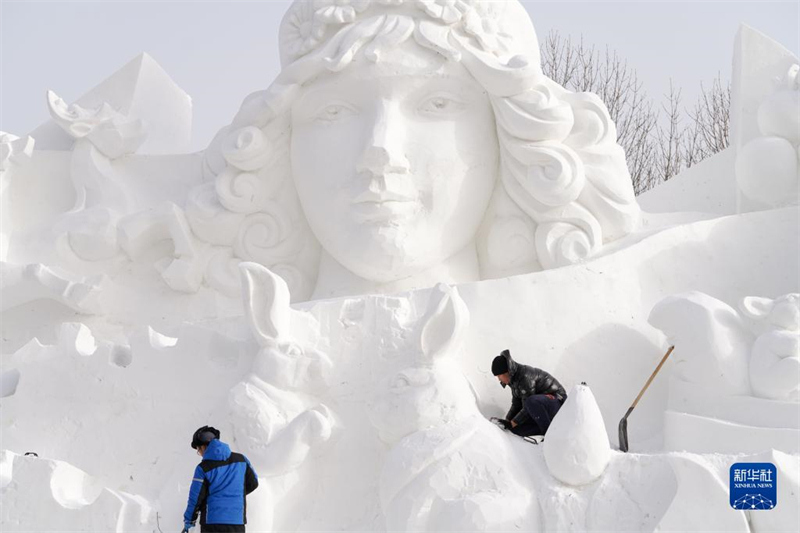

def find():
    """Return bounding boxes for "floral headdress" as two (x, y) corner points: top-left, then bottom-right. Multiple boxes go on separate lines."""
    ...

(279, 0), (541, 70)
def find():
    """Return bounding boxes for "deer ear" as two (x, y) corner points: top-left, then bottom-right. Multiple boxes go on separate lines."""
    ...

(239, 262), (291, 347)
(740, 296), (775, 320)
(420, 283), (469, 359)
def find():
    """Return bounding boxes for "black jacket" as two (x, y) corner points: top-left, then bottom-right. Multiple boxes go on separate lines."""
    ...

(501, 351), (567, 425)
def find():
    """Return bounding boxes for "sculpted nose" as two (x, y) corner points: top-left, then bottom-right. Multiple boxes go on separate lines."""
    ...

(356, 103), (410, 177)
(359, 146), (409, 176)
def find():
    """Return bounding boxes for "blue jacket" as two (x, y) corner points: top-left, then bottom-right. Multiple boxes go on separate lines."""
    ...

(184, 439), (259, 527)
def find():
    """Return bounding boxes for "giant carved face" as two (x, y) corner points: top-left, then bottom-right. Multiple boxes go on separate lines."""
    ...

(290, 39), (498, 284)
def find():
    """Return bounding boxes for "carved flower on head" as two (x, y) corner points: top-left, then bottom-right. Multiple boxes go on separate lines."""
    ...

(281, 0), (514, 62)
(461, 8), (505, 53)
(314, 0), (371, 24)
(418, 0), (469, 25)
(283, 0), (328, 59)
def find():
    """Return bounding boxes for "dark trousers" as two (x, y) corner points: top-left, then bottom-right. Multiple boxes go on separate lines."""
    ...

(201, 525), (245, 532)
(511, 394), (565, 437)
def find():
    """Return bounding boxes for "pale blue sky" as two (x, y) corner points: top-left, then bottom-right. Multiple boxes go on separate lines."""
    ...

(1, 0), (798, 152)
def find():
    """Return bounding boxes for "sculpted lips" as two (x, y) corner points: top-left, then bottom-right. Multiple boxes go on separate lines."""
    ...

(351, 188), (420, 221)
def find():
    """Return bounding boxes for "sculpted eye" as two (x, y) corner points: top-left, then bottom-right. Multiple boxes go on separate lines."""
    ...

(429, 97), (450, 110)
(315, 103), (355, 123)
(418, 94), (467, 116)
(391, 375), (411, 390)
(390, 369), (431, 391)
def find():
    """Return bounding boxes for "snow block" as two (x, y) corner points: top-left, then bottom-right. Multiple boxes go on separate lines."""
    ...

(29, 53), (192, 154)
(667, 377), (800, 430)
(664, 411), (800, 454)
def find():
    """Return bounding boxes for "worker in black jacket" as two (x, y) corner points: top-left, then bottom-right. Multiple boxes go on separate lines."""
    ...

(491, 349), (567, 437)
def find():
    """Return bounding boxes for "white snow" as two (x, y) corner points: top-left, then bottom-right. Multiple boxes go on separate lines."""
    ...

(544, 384), (611, 486)
(28, 53), (192, 155)
(1, 451), (154, 531)
(1, 4), (799, 532)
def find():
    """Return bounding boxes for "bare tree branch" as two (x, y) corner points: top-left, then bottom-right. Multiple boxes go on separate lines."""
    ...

(540, 31), (731, 195)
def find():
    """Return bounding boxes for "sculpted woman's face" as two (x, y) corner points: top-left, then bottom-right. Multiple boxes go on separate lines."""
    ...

(290, 39), (498, 284)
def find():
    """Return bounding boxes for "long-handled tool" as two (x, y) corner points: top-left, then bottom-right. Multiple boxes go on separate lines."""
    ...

(618, 346), (674, 452)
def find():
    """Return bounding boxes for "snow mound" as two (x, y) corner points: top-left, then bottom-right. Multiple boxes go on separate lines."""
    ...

(544, 383), (610, 485)
(0, 451), (154, 531)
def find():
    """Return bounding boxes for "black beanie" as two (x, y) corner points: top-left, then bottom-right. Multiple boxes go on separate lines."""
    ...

(191, 425), (221, 449)
(492, 352), (510, 375)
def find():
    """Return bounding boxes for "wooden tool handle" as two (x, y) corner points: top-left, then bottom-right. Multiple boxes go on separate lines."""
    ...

(629, 346), (674, 410)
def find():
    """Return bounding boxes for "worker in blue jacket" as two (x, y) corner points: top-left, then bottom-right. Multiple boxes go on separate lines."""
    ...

(182, 426), (259, 532)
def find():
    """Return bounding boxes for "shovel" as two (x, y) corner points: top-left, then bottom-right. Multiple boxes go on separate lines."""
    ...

(618, 346), (674, 452)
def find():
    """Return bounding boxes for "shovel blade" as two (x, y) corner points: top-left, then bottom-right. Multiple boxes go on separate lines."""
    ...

(618, 416), (629, 453)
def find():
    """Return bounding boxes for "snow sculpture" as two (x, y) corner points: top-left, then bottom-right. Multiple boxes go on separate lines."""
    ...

(1, 132), (105, 314)
(736, 64), (800, 208)
(0, 263), (102, 314)
(0, 451), (155, 532)
(185, 0), (639, 300)
(584, 453), (677, 531)
(649, 291), (800, 454)
(743, 449), (800, 533)
(740, 293), (800, 401)
(373, 283), (541, 531)
(543, 383), (610, 486)
(1, 58), (205, 325)
(3, 4), (799, 531)
(228, 262), (335, 531)
(2, 319), (252, 512)
(0, 131), (35, 261)
(654, 455), (749, 532)
(29, 53), (192, 155)
(118, 202), (209, 293)
(47, 90), (147, 261)
(0, 132), (34, 171)
(648, 291), (752, 397)
(732, 25), (800, 212)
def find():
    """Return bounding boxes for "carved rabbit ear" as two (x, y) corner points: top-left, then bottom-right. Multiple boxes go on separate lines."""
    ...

(740, 296), (775, 320)
(420, 283), (469, 359)
(239, 262), (291, 347)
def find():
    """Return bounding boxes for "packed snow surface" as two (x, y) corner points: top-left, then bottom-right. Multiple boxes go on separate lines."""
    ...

(1, 5), (799, 531)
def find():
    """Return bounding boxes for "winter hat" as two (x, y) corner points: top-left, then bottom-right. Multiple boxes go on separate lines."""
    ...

(492, 350), (510, 375)
(191, 425), (221, 449)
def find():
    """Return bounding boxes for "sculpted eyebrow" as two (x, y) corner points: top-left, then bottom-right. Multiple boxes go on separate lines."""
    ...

(294, 84), (350, 111)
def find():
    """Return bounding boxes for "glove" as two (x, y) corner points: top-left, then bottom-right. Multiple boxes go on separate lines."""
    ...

(490, 417), (512, 430)
(181, 529), (189, 533)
